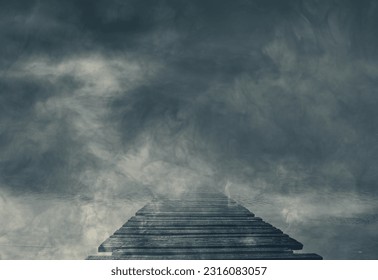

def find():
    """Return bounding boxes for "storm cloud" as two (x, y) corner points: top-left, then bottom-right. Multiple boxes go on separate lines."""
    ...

(0, 0), (377, 259)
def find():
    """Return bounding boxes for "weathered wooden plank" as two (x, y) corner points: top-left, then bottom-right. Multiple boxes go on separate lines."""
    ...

(119, 226), (279, 232)
(173, 194), (230, 197)
(113, 247), (292, 255)
(106, 253), (322, 260)
(136, 211), (254, 215)
(99, 236), (303, 251)
(120, 223), (276, 230)
(123, 220), (270, 227)
(146, 200), (240, 205)
(108, 233), (288, 239)
(138, 208), (250, 213)
(137, 210), (251, 215)
(114, 228), (283, 235)
(143, 202), (241, 207)
(141, 203), (245, 208)
(141, 207), (246, 211)
(128, 216), (262, 221)
(138, 211), (253, 215)
(135, 213), (255, 218)
(110, 233), (288, 239)
(114, 251), (294, 258)
(87, 253), (322, 260)
(153, 199), (237, 203)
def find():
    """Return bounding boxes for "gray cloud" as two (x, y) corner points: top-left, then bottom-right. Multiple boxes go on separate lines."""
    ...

(0, 0), (377, 259)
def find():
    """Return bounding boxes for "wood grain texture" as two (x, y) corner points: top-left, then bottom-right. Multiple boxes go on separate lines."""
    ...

(87, 190), (322, 260)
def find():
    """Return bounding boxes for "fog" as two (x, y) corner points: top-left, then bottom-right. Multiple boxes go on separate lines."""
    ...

(0, 0), (377, 259)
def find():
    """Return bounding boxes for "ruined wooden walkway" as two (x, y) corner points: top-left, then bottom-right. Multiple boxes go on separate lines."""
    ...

(87, 190), (322, 260)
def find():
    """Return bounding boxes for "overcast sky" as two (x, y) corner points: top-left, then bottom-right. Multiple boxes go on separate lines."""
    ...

(1, 0), (377, 259)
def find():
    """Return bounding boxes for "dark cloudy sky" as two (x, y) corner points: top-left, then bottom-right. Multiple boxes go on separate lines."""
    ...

(0, 0), (377, 259)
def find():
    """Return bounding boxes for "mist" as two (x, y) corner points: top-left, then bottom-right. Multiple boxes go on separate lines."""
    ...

(1, 0), (377, 259)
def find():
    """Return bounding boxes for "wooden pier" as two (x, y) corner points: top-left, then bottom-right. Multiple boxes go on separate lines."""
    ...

(87, 190), (322, 260)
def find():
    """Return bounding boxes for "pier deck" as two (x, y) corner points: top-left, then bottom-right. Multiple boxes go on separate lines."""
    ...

(87, 190), (322, 260)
